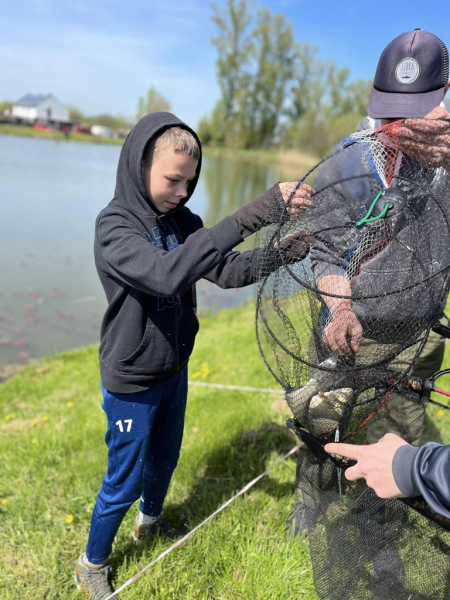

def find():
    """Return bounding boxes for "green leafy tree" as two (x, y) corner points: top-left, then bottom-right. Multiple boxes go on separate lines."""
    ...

(209, 2), (296, 148)
(136, 87), (171, 122)
(211, 0), (253, 123)
(0, 100), (13, 116)
(245, 8), (296, 147)
(289, 44), (323, 120)
(68, 105), (85, 122)
(206, 0), (372, 154)
(346, 78), (374, 115)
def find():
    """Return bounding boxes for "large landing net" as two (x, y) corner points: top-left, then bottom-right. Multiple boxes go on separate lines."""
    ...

(255, 119), (450, 599)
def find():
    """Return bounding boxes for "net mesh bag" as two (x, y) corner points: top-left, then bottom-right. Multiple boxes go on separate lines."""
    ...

(255, 119), (450, 600)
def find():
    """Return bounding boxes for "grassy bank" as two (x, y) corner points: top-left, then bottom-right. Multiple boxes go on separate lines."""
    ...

(0, 302), (316, 600)
(204, 147), (318, 180)
(3, 301), (450, 599)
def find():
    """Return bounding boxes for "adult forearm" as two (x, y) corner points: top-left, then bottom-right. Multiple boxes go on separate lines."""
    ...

(318, 275), (352, 312)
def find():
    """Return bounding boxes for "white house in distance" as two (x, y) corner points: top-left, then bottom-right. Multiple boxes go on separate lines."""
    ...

(12, 94), (70, 124)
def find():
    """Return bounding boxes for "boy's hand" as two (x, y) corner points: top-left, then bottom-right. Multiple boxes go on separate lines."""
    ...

(279, 182), (314, 215)
(397, 109), (450, 170)
(325, 433), (409, 499)
(323, 304), (363, 355)
(275, 231), (315, 262)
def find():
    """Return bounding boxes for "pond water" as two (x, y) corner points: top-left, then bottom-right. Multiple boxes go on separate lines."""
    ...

(0, 135), (291, 367)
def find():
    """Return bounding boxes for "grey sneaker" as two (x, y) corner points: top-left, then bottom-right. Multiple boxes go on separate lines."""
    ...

(287, 500), (308, 537)
(132, 515), (183, 545)
(75, 553), (121, 599)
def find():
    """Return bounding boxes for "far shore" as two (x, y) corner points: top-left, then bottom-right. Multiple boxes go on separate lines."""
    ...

(0, 124), (317, 175)
(0, 124), (124, 145)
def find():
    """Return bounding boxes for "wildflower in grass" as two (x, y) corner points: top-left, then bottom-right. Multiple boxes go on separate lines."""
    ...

(67, 401), (74, 408)
(191, 362), (211, 380)
(65, 514), (74, 524)
(4, 414), (14, 421)
(31, 438), (37, 444)
(42, 416), (49, 422)
(437, 409), (446, 418)
(1, 499), (8, 506)
(30, 404), (35, 408)
(31, 421), (37, 427)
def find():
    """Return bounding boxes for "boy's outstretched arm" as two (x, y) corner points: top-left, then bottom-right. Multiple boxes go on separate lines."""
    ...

(188, 183), (314, 289)
(96, 183), (312, 298)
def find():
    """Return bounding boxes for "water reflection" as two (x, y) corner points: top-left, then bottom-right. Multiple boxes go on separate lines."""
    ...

(202, 154), (277, 228)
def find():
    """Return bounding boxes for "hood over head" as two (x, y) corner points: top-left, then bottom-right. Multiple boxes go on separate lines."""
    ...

(111, 112), (202, 216)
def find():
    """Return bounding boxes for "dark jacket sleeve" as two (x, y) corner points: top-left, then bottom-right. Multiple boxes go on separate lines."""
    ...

(185, 210), (258, 289)
(96, 209), (244, 298)
(228, 184), (284, 238)
(393, 442), (450, 519)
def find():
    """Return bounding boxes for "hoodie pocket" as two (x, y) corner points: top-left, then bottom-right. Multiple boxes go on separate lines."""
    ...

(118, 322), (177, 374)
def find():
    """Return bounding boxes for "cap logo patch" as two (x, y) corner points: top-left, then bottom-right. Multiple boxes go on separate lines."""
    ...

(395, 58), (420, 84)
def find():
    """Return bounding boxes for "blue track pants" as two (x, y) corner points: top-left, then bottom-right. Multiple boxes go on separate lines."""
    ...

(85, 367), (188, 564)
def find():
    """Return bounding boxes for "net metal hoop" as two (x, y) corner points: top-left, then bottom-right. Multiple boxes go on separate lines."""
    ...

(255, 136), (450, 403)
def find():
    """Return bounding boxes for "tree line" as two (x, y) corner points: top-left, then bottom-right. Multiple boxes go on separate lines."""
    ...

(2, 0), (370, 155)
(69, 0), (371, 155)
(198, 0), (372, 156)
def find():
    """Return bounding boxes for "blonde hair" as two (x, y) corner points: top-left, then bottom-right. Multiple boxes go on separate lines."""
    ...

(142, 126), (200, 167)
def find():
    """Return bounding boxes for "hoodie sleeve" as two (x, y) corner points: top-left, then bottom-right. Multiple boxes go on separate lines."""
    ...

(185, 211), (259, 289)
(393, 442), (450, 519)
(228, 184), (284, 238)
(96, 209), (244, 297)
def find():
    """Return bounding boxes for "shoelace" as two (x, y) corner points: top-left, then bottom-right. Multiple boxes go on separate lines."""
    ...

(85, 565), (119, 600)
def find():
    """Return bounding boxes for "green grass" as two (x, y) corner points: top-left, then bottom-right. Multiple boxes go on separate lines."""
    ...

(2, 301), (450, 599)
(0, 302), (316, 600)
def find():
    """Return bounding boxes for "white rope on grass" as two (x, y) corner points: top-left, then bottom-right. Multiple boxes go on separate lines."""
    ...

(103, 444), (299, 600)
(188, 381), (284, 394)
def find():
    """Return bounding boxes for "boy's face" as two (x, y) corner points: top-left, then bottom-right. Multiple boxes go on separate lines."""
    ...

(142, 151), (198, 213)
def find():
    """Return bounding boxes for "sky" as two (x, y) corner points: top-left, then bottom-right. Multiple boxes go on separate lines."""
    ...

(1, 0), (449, 127)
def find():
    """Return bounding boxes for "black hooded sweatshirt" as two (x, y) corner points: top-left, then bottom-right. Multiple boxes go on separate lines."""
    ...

(95, 112), (281, 393)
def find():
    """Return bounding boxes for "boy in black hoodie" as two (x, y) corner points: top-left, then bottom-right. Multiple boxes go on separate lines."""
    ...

(75, 112), (313, 599)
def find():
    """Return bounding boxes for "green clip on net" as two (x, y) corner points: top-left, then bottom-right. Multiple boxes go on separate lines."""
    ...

(355, 190), (391, 227)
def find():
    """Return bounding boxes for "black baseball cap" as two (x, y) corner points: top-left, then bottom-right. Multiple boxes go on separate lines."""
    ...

(367, 29), (449, 119)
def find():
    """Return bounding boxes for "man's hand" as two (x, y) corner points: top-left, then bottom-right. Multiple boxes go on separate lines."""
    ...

(397, 107), (450, 170)
(323, 304), (363, 355)
(325, 433), (410, 499)
(424, 106), (450, 120)
(274, 231), (316, 262)
(279, 182), (314, 216)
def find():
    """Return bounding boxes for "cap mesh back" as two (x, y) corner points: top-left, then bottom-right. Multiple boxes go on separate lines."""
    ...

(430, 33), (449, 83)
